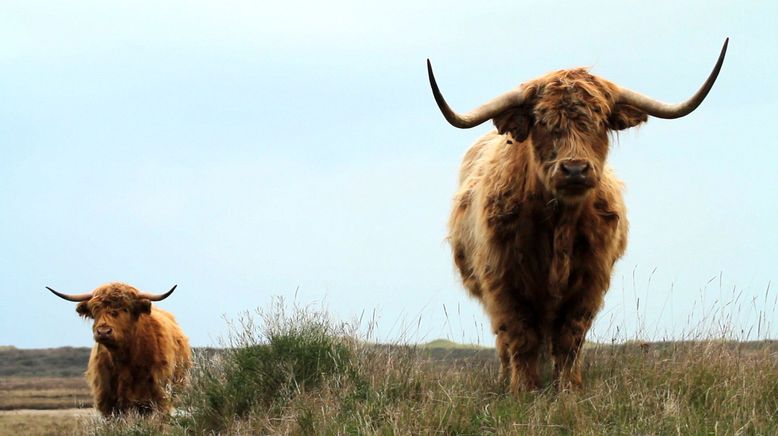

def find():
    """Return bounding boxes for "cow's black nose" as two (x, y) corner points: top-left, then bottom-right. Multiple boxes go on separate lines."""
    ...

(561, 161), (590, 178)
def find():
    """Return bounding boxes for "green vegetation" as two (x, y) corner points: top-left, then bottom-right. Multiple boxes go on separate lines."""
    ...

(175, 300), (356, 434)
(74, 299), (778, 435)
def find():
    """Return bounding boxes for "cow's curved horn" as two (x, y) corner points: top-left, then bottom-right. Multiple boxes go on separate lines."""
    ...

(427, 59), (527, 128)
(137, 285), (177, 302)
(46, 286), (93, 302)
(616, 38), (728, 119)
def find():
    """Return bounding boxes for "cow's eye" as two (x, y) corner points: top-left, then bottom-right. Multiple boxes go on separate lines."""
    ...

(547, 145), (558, 160)
(110, 310), (118, 317)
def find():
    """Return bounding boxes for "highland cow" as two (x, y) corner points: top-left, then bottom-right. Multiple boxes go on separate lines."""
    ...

(47, 282), (191, 416)
(428, 39), (728, 391)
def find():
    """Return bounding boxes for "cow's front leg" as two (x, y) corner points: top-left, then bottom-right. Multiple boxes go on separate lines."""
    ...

(551, 304), (594, 390)
(491, 310), (542, 393)
(93, 390), (119, 417)
(496, 332), (510, 384)
(509, 327), (541, 393)
(484, 276), (543, 392)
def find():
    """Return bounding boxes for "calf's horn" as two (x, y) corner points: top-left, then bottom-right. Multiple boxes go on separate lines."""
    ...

(137, 285), (177, 302)
(46, 286), (93, 302)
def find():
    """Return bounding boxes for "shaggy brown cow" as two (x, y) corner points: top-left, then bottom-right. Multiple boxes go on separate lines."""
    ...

(47, 282), (191, 416)
(428, 39), (728, 391)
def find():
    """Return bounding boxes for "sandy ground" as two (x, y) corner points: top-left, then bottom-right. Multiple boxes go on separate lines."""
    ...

(0, 408), (95, 435)
(0, 408), (96, 417)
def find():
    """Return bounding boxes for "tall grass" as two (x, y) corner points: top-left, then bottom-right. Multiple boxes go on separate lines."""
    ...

(81, 297), (778, 435)
(176, 298), (355, 434)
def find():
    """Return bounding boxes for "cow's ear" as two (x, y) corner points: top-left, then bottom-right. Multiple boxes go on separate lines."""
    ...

(133, 299), (152, 316)
(493, 107), (533, 142)
(76, 302), (92, 318)
(607, 104), (648, 131)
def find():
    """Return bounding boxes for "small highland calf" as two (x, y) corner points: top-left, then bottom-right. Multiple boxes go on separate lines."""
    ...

(47, 282), (191, 416)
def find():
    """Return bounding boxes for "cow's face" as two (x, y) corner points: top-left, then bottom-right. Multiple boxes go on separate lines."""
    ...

(75, 285), (152, 348)
(428, 41), (726, 202)
(497, 69), (647, 204)
(428, 41), (726, 201)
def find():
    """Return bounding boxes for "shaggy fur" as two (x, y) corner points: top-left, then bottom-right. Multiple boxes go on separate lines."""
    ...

(449, 68), (646, 391)
(74, 282), (191, 416)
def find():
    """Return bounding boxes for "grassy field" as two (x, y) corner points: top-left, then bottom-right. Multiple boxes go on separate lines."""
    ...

(0, 346), (92, 413)
(3, 301), (777, 435)
(0, 377), (91, 410)
(0, 359), (93, 435)
(0, 346), (92, 434)
(70, 302), (777, 435)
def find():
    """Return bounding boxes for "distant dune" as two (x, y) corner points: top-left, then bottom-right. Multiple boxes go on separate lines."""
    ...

(0, 347), (91, 378)
(420, 339), (487, 349)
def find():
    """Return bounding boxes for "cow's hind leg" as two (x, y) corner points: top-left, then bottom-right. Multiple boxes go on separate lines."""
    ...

(551, 302), (595, 390)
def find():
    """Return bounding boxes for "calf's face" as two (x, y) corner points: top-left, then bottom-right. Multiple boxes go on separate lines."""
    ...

(75, 287), (152, 347)
(47, 282), (177, 348)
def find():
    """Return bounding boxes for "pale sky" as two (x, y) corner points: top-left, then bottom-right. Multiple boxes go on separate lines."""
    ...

(2, 1), (776, 348)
